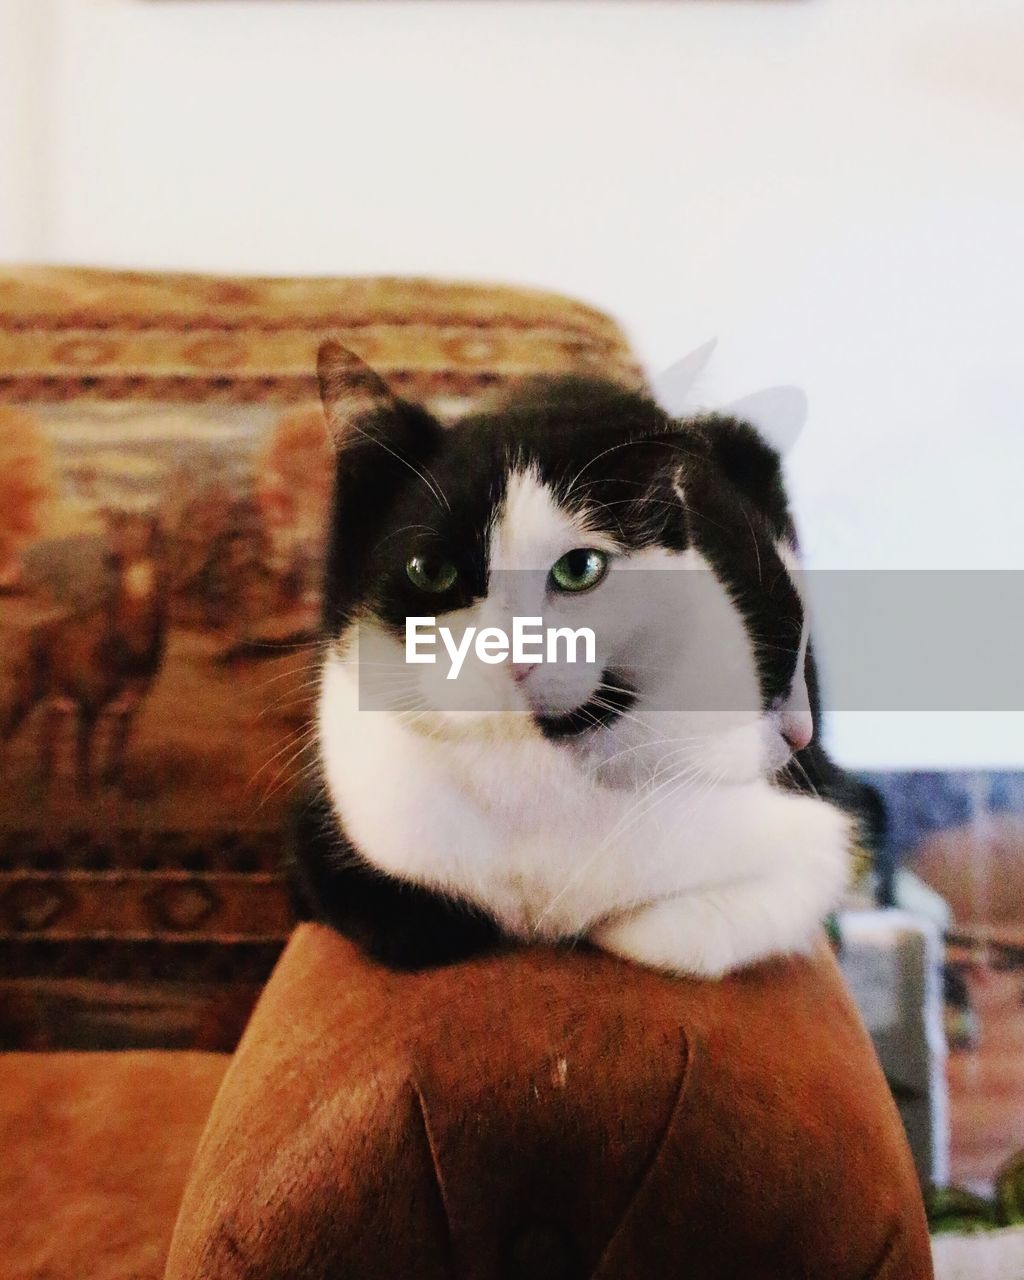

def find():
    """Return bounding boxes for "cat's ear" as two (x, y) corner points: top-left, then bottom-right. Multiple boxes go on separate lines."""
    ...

(699, 389), (806, 521)
(699, 415), (789, 522)
(650, 339), (718, 417)
(721, 386), (807, 457)
(317, 339), (400, 450)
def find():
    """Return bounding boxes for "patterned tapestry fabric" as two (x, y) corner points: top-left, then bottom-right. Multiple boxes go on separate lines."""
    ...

(0, 267), (642, 1050)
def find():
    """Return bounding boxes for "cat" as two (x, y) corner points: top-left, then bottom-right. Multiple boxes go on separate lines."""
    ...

(290, 340), (856, 978)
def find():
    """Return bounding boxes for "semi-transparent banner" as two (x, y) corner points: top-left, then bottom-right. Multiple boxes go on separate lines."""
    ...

(351, 570), (1024, 712)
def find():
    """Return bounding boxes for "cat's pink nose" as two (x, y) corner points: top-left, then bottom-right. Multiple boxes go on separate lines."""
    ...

(510, 662), (538, 684)
(782, 710), (814, 752)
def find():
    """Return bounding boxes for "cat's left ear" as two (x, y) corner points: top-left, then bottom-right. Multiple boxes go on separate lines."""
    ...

(651, 341), (807, 456)
(721, 386), (807, 457)
(698, 415), (791, 525)
(650, 339), (718, 417)
(317, 339), (401, 450)
(703, 388), (806, 523)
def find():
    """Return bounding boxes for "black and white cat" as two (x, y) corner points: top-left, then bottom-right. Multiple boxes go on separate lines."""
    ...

(291, 341), (855, 977)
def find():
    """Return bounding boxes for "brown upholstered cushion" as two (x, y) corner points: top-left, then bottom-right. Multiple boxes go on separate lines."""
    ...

(0, 268), (641, 1050)
(166, 924), (933, 1279)
(0, 1050), (227, 1280)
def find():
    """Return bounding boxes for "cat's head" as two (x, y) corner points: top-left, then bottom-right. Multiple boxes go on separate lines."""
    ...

(316, 340), (815, 787)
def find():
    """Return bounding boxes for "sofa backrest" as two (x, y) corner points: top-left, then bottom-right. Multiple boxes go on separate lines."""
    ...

(0, 267), (640, 1049)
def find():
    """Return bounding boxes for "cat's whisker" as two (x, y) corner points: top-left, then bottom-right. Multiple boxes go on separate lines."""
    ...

(586, 735), (698, 778)
(247, 723), (321, 790)
(374, 523), (438, 549)
(332, 659), (429, 669)
(541, 765), (705, 927)
(564, 436), (703, 503)
(784, 754), (821, 800)
(255, 748), (323, 811)
(251, 663), (324, 693)
(599, 765), (720, 872)
(343, 420), (451, 512)
(258, 697), (320, 719)
(257, 682), (328, 717)
(645, 744), (702, 786)
(392, 699), (434, 718)
(532, 756), (710, 933)
(252, 725), (327, 801)
(752, 640), (802, 657)
(588, 692), (664, 741)
(613, 762), (706, 835)
(256, 690), (322, 719)
(595, 754), (710, 844)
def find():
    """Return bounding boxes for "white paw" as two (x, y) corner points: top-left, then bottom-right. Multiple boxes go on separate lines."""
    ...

(590, 798), (853, 979)
(761, 790), (853, 867)
(591, 894), (760, 979)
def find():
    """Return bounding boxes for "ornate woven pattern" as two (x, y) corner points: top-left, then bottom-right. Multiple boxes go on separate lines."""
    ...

(0, 267), (639, 1049)
(0, 268), (640, 405)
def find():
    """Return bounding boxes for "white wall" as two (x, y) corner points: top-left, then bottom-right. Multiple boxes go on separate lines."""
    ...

(3, 0), (1024, 765)
(0, 1), (54, 257)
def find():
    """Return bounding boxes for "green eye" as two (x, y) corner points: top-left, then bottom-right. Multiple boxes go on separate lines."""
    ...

(406, 554), (459, 593)
(549, 548), (609, 594)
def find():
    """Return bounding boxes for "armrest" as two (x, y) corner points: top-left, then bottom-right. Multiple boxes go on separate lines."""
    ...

(165, 924), (932, 1280)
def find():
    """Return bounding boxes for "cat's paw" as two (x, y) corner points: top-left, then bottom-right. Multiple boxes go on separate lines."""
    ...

(590, 799), (853, 979)
(591, 894), (758, 978)
(756, 792), (853, 894)
(751, 796), (854, 945)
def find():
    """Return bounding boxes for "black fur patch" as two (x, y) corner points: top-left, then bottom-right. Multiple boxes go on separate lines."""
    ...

(290, 788), (504, 970)
(296, 372), (864, 967)
(537, 669), (637, 739)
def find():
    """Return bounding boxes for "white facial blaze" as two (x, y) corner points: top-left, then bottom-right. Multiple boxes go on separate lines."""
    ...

(490, 465), (618, 574)
(471, 466), (613, 715)
(763, 539), (814, 765)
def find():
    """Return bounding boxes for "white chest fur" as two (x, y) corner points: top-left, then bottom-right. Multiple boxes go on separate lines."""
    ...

(318, 654), (851, 974)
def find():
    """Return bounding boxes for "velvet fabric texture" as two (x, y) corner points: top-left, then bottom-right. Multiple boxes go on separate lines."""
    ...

(0, 1051), (227, 1280)
(166, 924), (932, 1279)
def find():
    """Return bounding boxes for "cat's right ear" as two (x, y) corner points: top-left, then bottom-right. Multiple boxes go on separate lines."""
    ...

(317, 339), (400, 451)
